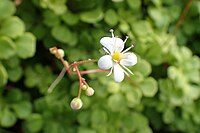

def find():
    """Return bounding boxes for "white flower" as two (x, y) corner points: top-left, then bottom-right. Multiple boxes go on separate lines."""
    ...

(98, 29), (137, 83)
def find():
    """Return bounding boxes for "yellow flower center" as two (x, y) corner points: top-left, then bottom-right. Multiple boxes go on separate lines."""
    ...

(112, 52), (123, 61)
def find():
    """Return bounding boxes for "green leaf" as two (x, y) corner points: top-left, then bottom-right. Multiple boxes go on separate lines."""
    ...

(78, 127), (97, 133)
(145, 43), (163, 65)
(77, 111), (91, 126)
(61, 11), (79, 26)
(0, 17), (25, 38)
(148, 7), (170, 28)
(139, 77), (158, 97)
(12, 101), (32, 119)
(6, 88), (23, 103)
(43, 10), (60, 27)
(7, 65), (23, 82)
(91, 109), (108, 126)
(15, 32), (36, 59)
(104, 9), (118, 26)
(163, 108), (175, 124)
(112, 0), (124, 2)
(127, 0), (141, 10)
(133, 58), (152, 77)
(108, 93), (127, 112)
(0, 63), (8, 87)
(0, 0), (15, 20)
(39, 0), (67, 15)
(131, 21), (153, 36)
(0, 36), (16, 59)
(23, 114), (43, 133)
(125, 87), (142, 107)
(119, 21), (130, 33)
(107, 81), (120, 94)
(51, 25), (72, 44)
(0, 108), (17, 128)
(80, 8), (103, 23)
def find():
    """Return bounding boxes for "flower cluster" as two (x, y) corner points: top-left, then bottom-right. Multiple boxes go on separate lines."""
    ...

(98, 29), (137, 82)
(49, 29), (137, 110)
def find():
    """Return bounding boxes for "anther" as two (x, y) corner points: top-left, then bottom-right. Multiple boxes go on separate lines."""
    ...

(109, 29), (114, 38)
(123, 36), (129, 43)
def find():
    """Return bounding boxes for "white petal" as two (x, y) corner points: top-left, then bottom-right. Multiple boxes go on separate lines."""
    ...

(98, 55), (113, 70)
(100, 37), (114, 54)
(113, 37), (124, 52)
(113, 64), (124, 83)
(121, 52), (137, 66)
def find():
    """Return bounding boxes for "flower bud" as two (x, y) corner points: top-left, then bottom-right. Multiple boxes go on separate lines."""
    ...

(85, 87), (94, 96)
(49, 47), (57, 54)
(55, 49), (65, 59)
(81, 85), (88, 90)
(70, 97), (83, 110)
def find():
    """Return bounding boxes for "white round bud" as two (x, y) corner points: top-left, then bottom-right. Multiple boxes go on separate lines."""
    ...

(55, 49), (65, 58)
(49, 47), (57, 54)
(81, 85), (88, 90)
(85, 87), (94, 96)
(70, 97), (83, 110)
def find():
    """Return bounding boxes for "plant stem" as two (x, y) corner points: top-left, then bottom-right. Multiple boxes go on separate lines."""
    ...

(47, 67), (66, 93)
(74, 65), (82, 98)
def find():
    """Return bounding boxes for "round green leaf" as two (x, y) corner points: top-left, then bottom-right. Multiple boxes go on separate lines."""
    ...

(77, 111), (91, 126)
(127, 0), (141, 10)
(23, 114), (43, 133)
(80, 8), (103, 23)
(6, 88), (23, 102)
(43, 10), (60, 27)
(133, 59), (152, 77)
(0, 0), (15, 20)
(91, 109), (107, 126)
(0, 63), (8, 87)
(104, 9), (118, 26)
(139, 77), (158, 97)
(0, 36), (16, 59)
(7, 65), (23, 82)
(0, 17), (25, 38)
(61, 11), (79, 26)
(108, 93), (126, 112)
(0, 108), (17, 127)
(12, 101), (32, 119)
(78, 127), (97, 133)
(51, 25), (72, 44)
(163, 108), (175, 124)
(107, 81), (120, 94)
(15, 32), (36, 59)
(131, 21), (153, 36)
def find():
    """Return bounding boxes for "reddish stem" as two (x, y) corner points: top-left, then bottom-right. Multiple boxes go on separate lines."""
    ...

(74, 65), (83, 98)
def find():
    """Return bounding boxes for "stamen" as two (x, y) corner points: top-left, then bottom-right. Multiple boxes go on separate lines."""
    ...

(123, 36), (129, 43)
(106, 67), (113, 76)
(109, 29), (114, 38)
(120, 64), (134, 75)
(103, 47), (110, 54)
(123, 69), (129, 77)
(122, 45), (134, 54)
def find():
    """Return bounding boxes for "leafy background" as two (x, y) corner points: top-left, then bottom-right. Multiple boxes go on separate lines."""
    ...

(0, 0), (200, 133)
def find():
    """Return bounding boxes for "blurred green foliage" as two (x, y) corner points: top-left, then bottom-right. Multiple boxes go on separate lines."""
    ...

(0, 0), (200, 133)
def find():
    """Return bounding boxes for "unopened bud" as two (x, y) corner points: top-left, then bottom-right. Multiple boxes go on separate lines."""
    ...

(49, 47), (57, 54)
(85, 87), (94, 96)
(70, 97), (83, 110)
(72, 68), (76, 72)
(55, 49), (65, 59)
(81, 85), (88, 90)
